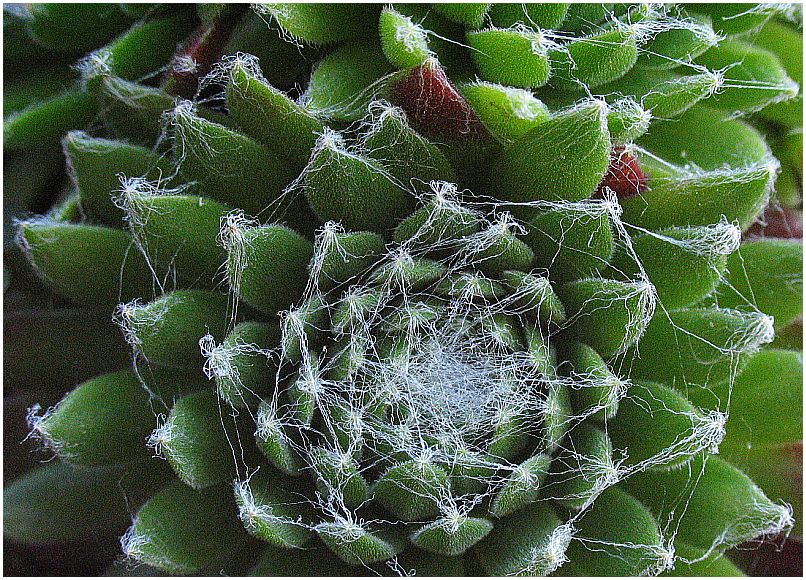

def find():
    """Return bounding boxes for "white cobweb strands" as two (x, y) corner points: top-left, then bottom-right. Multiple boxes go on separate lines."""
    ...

(203, 164), (775, 572)
(112, 8), (798, 572)
(240, 167), (709, 573)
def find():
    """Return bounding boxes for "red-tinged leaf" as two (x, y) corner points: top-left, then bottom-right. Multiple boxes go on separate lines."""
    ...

(773, 316), (803, 350)
(744, 203), (803, 240)
(731, 534), (803, 577)
(163, 10), (242, 98)
(389, 58), (488, 141)
(594, 146), (648, 200)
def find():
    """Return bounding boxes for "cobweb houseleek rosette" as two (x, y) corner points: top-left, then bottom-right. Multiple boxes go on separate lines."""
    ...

(4, 3), (802, 577)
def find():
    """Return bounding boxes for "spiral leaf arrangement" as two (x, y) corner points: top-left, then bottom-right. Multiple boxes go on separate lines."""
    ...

(4, 3), (803, 576)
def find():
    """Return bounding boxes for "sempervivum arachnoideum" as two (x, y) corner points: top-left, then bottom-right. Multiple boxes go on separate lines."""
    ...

(4, 3), (803, 577)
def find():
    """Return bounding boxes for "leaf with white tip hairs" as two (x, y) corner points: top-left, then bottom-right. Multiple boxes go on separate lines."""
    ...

(316, 520), (404, 565)
(234, 471), (314, 549)
(628, 307), (775, 387)
(117, 290), (230, 367)
(625, 454), (794, 553)
(467, 27), (551, 89)
(17, 221), (152, 308)
(487, 101), (611, 207)
(123, 481), (251, 574)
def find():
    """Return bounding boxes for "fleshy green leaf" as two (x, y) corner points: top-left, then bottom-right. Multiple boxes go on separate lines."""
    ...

(4, 89), (96, 151)
(304, 131), (413, 233)
(687, 349), (803, 533)
(28, 370), (168, 466)
(564, 342), (626, 421)
(256, 3), (375, 45)
(316, 521), (404, 565)
(433, 3), (491, 29)
(638, 10), (718, 69)
(360, 101), (456, 187)
(463, 216), (535, 276)
(122, 193), (231, 289)
(222, 220), (313, 315)
(378, 8), (432, 69)
(560, 277), (656, 358)
(64, 131), (169, 225)
(754, 18), (803, 129)
(608, 223), (739, 309)
(4, 459), (169, 544)
(226, 60), (324, 165)
(249, 543), (354, 576)
(309, 446), (369, 509)
(606, 96), (651, 143)
(461, 82), (550, 144)
(694, 39), (798, 115)
(560, 3), (614, 34)
(567, 486), (666, 576)
(610, 381), (722, 469)
(410, 515), (493, 556)
(373, 459), (450, 521)
(625, 454), (793, 552)
(502, 270), (566, 327)
(599, 68), (721, 119)
(639, 105), (772, 170)
(312, 226), (386, 291)
(17, 221), (152, 308)
(628, 307), (774, 387)
(488, 3), (569, 30)
(304, 41), (393, 122)
(204, 321), (279, 409)
(151, 390), (246, 489)
(234, 471), (314, 549)
(123, 481), (251, 574)
(474, 503), (570, 576)
(542, 381), (571, 453)
(467, 28), (551, 89)
(394, 183), (480, 248)
(693, 3), (780, 36)
(718, 239), (803, 330)
(117, 290), (230, 367)
(27, 4), (133, 53)
(487, 101), (611, 206)
(280, 295), (327, 362)
(83, 14), (196, 82)
(550, 27), (639, 89)
(526, 199), (615, 283)
(90, 75), (178, 146)
(663, 542), (745, 576)
(552, 423), (615, 509)
(489, 453), (551, 518)
(620, 163), (775, 231)
(689, 349), (803, 452)
(255, 402), (303, 475)
(172, 103), (298, 217)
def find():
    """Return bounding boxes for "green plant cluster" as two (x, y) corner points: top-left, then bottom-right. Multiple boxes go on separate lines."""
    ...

(3, 3), (803, 577)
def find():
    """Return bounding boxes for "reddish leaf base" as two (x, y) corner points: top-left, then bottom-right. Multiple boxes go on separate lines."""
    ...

(163, 10), (241, 99)
(776, 316), (803, 350)
(743, 203), (803, 240)
(594, 146), (649, 200)
(390, 59), (489, 141)
(730, 535), (803, 577)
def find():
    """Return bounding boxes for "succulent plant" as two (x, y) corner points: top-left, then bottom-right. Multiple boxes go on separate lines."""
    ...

(4, 3), (803, 577)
